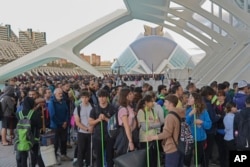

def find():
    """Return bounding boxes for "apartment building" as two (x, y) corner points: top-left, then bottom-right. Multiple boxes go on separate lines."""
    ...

(19, 28), (47, 54)
(0, 24), (47, 64)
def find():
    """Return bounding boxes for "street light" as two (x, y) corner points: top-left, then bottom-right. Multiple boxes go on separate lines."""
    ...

(113, 58), (124, 76)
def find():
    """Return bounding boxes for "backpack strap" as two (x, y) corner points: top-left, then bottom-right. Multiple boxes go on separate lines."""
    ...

(19, 111), (24, 120)
(169, 111), (181, 123)
(168, 111), (181, 147)
(18, 110), (34, 120)
(27, 110), (34, 119)
(77, 105), (81, 121)
(116, 106), (129, 127)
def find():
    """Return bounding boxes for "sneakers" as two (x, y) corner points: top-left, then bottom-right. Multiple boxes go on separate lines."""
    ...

(56, 156), (61, 166)
(61, 155), (72, 161)
(72, 160), (78, 167)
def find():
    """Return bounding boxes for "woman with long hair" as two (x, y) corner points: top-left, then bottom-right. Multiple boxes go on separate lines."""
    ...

(185, 92), (212, 167)
(137, 94), (161, 167)
(215, 90), (227, 167)
(114, 87), (136, 155)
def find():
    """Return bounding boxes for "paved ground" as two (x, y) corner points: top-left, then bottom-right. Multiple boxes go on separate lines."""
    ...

(0, 142), (220, 167)
(0, 143), (76, 167)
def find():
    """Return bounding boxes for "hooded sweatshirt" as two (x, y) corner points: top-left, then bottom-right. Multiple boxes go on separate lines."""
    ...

(233, 92), (247, 110)
(16, 96), (42, 140)
(0, 86), (15, 117)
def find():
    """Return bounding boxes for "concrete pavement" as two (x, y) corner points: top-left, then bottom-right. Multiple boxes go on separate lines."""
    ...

(0, 143), (75, 167)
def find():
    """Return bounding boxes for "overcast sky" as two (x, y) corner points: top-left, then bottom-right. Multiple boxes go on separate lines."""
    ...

(0, 0), (199, 61)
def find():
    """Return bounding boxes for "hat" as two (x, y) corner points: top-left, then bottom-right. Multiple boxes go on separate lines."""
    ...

(238, 80), (248, 88)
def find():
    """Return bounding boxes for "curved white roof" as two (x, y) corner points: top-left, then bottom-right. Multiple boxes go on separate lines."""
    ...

(130, 36), (176, 70)
(111, 35), (195, 74)
(0, 0), (249, 86)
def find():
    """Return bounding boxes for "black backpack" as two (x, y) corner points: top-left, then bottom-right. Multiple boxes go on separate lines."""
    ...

(0, 96), (5, 120)
(169, 111), (194, 155)
(235, 113), (250, 150)
(0, 99), (3, 120)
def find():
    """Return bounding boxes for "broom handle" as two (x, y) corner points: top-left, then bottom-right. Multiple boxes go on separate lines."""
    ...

(70, 89), (77, 101)
(100, 120), (105, 167)
(194, 105), (198, 167)
(145, 108), (150, 167)
(154, 111), (161, 167)
(41, 106), (46, 133)
(156, 139), (161, 167)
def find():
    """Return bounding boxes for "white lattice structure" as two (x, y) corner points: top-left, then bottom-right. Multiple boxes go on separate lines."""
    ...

(0, 0), (249, 86)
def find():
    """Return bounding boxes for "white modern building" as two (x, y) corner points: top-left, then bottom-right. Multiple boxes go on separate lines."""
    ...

(111, 33), (195, 75)
(0, 0), (249, 87)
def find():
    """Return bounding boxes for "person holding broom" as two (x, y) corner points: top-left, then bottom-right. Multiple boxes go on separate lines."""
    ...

(185, 92), (212, 167)
(147, 94), (185, 167)
(137, 94), (161, 167)
(88, 89), (116, 167)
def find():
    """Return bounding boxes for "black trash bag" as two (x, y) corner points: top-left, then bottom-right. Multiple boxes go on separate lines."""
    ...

(114, 127), (129, 156)
(113, 149), (147, 167)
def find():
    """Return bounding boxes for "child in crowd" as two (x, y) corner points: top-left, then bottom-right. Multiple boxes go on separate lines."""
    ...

(223, 101), (237, 167)
(185, 92), (212, 167)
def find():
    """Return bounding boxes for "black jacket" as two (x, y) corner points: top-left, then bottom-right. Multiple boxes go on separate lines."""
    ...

(16, 97), (42, 139)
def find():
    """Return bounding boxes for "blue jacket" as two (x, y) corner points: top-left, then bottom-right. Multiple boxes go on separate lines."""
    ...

(48, 96), (69, 129)
(233, 92), (247, 110)
(203, 98), (220, 134)
(186, 107), (212, 141)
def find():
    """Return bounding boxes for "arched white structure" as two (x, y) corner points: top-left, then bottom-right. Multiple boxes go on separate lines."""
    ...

(0, 0), (249, 86)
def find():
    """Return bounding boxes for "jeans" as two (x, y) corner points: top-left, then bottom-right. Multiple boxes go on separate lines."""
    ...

(165, 150), (184, 167)
(54, 127), (68, 156)
(16, 143), (45, 167)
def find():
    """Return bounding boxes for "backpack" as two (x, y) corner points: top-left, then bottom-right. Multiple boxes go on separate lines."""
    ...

(107, 110), (120, 138)
(235, 113), (250, 150)
(107, 106), (124, 138)
(169, 111), (194, 155)
(0, 97), (3, 120)
(14, 110), (35, 151)
(70, 105), (81, 127)
(0, 95), (7, 120)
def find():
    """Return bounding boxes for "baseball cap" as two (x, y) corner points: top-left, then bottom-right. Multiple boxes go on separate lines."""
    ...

(238, 80), (248, 88)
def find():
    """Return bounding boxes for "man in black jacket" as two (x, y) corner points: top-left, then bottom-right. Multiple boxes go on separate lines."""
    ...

(1, 86), (16, 146)
(16, 96), (44, 167)
(234, 95), (250, 150)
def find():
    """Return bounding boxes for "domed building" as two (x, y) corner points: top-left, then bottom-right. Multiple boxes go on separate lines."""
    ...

(111, 25), (196, 75)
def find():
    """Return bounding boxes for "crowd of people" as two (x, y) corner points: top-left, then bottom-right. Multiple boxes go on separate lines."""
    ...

(0, 75), (249, 167)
